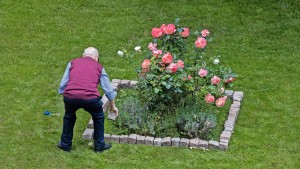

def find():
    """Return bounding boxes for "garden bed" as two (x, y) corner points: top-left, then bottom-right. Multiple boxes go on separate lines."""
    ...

(82, 79), (243, 150)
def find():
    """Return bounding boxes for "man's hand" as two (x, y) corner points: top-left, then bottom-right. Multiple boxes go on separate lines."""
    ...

(109, 106), (119, 117)
(108, 100), (119, 117)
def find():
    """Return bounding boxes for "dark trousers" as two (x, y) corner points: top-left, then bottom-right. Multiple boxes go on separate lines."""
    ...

(60, 97), (105, 151)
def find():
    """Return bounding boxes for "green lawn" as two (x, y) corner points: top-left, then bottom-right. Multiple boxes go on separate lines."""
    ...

(0, 0), (299, 168)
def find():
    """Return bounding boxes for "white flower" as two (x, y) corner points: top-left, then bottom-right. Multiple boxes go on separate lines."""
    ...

(213, 58), (220, 65)
(88, 142), (93, 147)
(134, 46), (141, 52)
(117, 50), (124, 56)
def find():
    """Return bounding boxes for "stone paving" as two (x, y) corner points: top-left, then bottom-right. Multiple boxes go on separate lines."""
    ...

(82, 79), (244, 150)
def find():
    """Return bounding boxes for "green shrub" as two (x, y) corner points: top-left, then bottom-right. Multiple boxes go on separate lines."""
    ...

(176, 104), (216, 140)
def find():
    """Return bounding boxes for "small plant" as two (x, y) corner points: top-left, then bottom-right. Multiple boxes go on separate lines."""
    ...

(176, 104), (217, 140)
(114, 93), (178, 137)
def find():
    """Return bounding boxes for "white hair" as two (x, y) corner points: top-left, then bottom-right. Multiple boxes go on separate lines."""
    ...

(83, 47), (99, 58)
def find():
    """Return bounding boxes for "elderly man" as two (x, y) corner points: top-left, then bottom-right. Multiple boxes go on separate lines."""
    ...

(57, 47), (118, 153)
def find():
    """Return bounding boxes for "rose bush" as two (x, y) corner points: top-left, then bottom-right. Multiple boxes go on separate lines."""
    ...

(136, 18), (237, 113)
(116, 18), (237, 139)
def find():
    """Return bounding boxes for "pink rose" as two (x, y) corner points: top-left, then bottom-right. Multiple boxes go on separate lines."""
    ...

(148, 42), (157, 51)
(215, 96), (227, 107)
(180, 28), (190, 38)
(151, 27), (163, 38)
(225, 77), (236, 83)
(166, 63), (178, 73)
(201, 29), (210, 37)
(141, 59), (151, 69)
(195, 37), (207, 49)
(165, 24), (176, 35)
(205, 93), (215, 103)
(198, 68), (208, 77)
(152, 49), (162, 58)
(162, 52), (173, 64)
(160, 24), (167, 34)
(211, 76), (221, 85)
(188, 75), (192, 80)
(176, 59), (184, 69)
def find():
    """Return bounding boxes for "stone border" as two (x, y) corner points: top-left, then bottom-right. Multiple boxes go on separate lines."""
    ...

(82, 79), (244, 150)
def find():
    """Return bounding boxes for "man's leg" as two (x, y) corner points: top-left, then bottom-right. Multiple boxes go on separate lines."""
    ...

(83, 97), (110, 152)
(59, 97), (80, 151)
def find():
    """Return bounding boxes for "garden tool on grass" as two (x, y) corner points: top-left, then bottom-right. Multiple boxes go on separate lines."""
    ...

(44, 110), (60, 116)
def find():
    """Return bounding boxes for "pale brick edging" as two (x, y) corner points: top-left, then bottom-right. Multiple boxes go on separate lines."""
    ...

(82, 79), (244, 151)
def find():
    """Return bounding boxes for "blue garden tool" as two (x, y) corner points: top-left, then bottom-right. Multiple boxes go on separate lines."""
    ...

(44, 110), (60, 116)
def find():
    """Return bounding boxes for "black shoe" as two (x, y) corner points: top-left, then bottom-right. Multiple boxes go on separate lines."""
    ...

(57, 141), (70, 152)
(94, 143), (112, 153)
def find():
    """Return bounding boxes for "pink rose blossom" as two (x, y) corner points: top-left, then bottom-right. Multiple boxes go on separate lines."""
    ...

(160, 24), (167, 34)
(205, 93), (215, 103)
(195, 37), (207, 49)
(180, 28), (190, 38)
(211, 76), (221, 85)
(152, 49), (162, 58)
(167, 63), (178, 73)
(198, 68), (208, 77)
(151, 27), (163, 38)
(201, 29), (210, 37)
(148, 42), (157, 51)
(225, 77), (236, 83)
(164, 24), (176, 34)
(162, 52), (173, 64)
(141, 59), (151, 69)
(215, 96), (227, 107)
(188, 75), (192, 80)
(176, 59), (184, 69)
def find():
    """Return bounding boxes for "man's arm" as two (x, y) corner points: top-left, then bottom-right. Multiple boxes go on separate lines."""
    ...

(100, 68), (118, 116)
(58, 62), (71, 94)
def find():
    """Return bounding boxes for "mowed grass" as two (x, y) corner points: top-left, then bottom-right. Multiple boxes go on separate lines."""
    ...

(0, 0), (299, 168)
